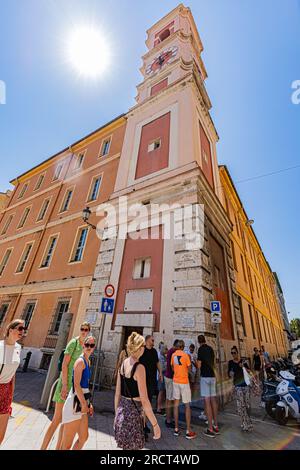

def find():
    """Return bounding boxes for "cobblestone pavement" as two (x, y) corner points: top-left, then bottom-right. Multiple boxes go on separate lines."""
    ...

(1, 370), (300, 450)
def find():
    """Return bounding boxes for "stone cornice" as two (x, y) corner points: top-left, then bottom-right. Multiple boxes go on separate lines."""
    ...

(0, 275), (93, 296)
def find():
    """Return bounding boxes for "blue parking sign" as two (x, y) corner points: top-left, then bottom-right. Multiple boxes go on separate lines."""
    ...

(210, 301), (221, 313)
(100, 297), (115, 315)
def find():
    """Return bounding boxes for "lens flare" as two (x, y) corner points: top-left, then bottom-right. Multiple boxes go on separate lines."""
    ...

(66, 25), (110, 78)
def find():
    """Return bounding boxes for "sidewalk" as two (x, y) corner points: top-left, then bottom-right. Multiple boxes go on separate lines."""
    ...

(1, 370), (300, 450)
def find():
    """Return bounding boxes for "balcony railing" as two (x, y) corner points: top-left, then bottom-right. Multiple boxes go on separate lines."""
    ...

(43, 335), (58, 350)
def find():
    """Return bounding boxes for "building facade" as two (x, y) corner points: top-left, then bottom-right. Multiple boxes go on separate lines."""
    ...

(0, 115), (126, 369)
(219, 165), (287, 359)
(273, 271), (291, 349)
(0, 4), (288, 394)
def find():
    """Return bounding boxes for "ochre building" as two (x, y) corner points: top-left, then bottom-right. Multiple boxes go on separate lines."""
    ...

(219, 165), (287, 361)
(0, 116), (126, 369)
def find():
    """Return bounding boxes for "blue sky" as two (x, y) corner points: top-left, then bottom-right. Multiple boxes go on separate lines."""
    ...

(0, 0), (299, 319)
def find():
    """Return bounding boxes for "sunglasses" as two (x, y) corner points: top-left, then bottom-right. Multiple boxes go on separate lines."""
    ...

(14, 326), (26, 332)
(80, 328), (90, 332)
(84, 343), (95, 349)
(231, 351), (237, 355)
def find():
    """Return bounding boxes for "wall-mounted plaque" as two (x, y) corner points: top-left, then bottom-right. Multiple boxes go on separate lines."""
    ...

(124, 289), (153, 312)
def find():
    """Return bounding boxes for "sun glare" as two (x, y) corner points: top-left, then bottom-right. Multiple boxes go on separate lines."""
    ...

(66, 25), (110, 78)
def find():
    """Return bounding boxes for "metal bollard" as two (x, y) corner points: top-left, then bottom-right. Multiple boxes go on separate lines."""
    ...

(22, 351), (32, 372)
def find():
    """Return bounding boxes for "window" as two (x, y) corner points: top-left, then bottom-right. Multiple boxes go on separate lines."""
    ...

(0, 249), (12, 276)
(51, 301), (70, 334)
(159, 28), (171, 42)
(267, 320), (272, 344)
(248, 304), (256, 339)
(74, 153), (84, 170)
(0, 303), (9, 326)
(18, 184), (28, 199)
(247, 266), (254, 292)
(100, 138), (111, 157)
(53, 163), (63, 181)
(60, 189), (73, 212)
(255, 311), (262, 341)
(235, 215), (240, 237)
(262, 316), (268, 342)
(70, 227), (88, 262)
(238, 296), (247, 337)
(22, 302), (36, 329)
(240, 254), (247, 283)
(40, 236), (58, 268)
(34, 174), (45, 191)
(17, 207), (30, 229)
(88, 177), (101, 202)
(224, 196), (230, 215)
(241, 229), (246, 251)
(133, 258), (151, 279)
(37, 199), (50, 221)
(231, 240), (237, 271)
(16, 243), (33, 273)
(148, 139), (161, 152)
(255, 276), (259, 298)
(1, 214), (14, 235)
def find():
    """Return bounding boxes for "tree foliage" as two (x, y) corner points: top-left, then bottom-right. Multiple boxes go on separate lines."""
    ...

(290, 318), (300, 338)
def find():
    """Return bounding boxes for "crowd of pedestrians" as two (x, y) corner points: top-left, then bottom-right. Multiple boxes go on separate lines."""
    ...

(0, 321), (273, 450)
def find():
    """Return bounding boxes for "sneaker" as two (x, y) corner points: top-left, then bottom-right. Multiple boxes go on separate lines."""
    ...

(203, 428), (216, 438)
(186, 431), (197, 440)
(174, 429), (180, 437)
(213, 425), (220, 435)
(165, 420), (175, 428)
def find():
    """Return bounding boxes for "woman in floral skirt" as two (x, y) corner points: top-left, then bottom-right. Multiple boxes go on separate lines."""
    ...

(114, 332), (161, 450)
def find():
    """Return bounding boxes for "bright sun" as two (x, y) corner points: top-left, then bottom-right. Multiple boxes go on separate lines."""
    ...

(66, 26), (110, 78)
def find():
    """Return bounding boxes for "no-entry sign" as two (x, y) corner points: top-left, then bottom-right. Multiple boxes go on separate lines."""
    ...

(104, 284), (115, 298)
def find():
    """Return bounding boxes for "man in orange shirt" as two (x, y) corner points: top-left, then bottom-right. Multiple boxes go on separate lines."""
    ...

(171, 340), (196, 439)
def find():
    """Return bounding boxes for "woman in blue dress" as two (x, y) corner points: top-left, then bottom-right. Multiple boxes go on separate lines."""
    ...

(61, 335), (96, 450)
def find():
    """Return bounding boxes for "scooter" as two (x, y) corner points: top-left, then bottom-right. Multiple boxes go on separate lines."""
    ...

(261, 364), (281, 419)
(275, 370), (300, 425)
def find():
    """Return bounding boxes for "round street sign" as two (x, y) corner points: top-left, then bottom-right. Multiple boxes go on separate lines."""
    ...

(105, 284), (115, 298)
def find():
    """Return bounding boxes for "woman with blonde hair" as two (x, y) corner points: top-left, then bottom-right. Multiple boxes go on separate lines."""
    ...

(60, 335), (95, 450)
(0, 319), (25, 445)
(114, 332), (161, 450)
(41, 321), (91, 450)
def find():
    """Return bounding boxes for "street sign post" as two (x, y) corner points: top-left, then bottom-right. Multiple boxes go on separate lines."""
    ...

(210, 300), (224, 409)
(91, 295), (115, 400)
(210, 300), (221, 324)
(104, 284), (115, 298)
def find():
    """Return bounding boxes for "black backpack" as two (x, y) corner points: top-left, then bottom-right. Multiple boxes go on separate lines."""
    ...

(58, 338), (78, 372)
(58, 349), (66, 372)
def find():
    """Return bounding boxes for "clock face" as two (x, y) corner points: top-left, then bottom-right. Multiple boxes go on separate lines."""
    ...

(145, 45), (178, 75)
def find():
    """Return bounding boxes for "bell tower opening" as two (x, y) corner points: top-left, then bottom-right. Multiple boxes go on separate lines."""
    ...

(159, 28), (171, 42)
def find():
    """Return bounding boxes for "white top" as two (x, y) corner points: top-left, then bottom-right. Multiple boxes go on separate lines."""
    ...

(0, 340), (21, 384)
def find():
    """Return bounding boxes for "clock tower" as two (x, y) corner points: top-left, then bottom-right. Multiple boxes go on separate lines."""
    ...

(114, 2), (221, 197)
(87, 4), (245, 390)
